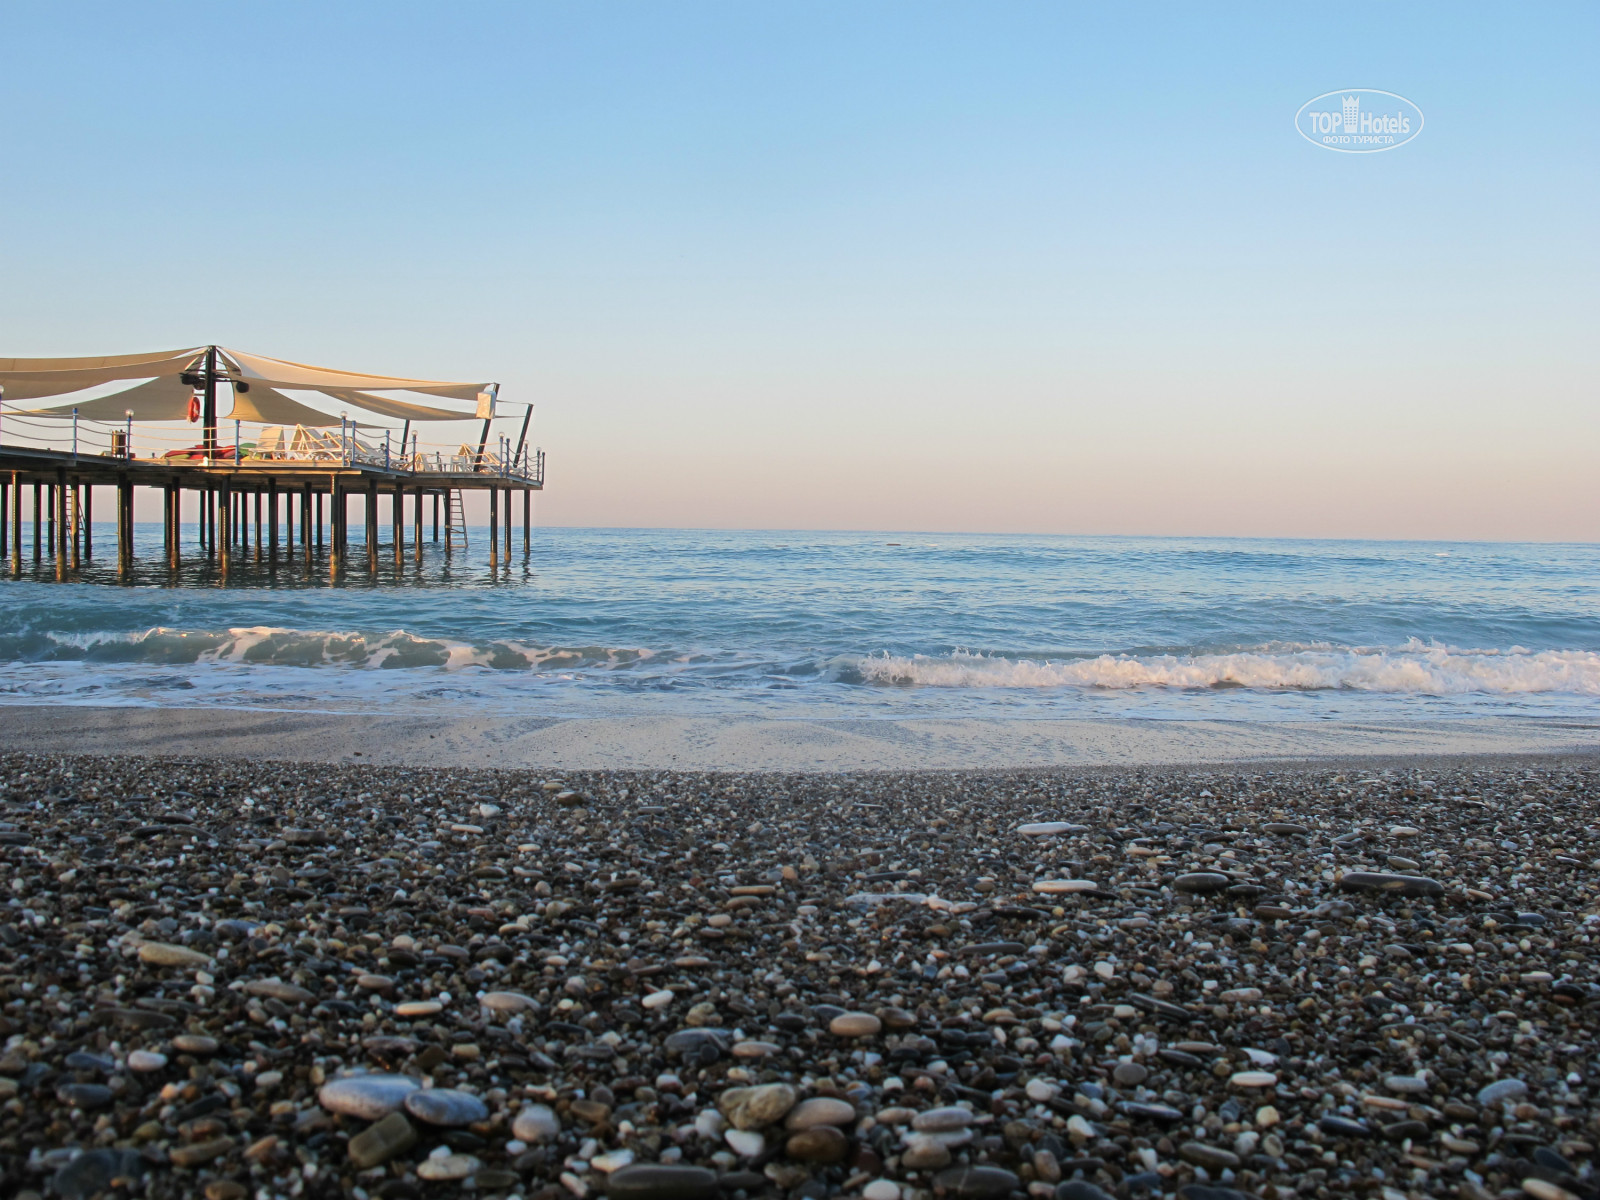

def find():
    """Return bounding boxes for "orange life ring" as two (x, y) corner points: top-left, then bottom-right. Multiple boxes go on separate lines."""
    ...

(187, 394), (201, 423)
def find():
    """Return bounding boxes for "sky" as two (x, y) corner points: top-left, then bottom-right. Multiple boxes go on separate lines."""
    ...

(2, 3), (1596, 539)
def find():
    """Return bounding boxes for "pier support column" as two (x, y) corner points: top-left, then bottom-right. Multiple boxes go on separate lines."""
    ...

(55, 469), (68, 581)
(267, 479), (278, 561)
(218, 485), (231, 575)
(328, 477), (341, 577)
(504, 489), (511, 563)
(254, 490), (263, 562)
(432, 493), (439, 541)
(414, 488), (423, 564)
(0, 479), (7, 567)
(33, 481), (43, 565)
(488, 486), (498, 568)
(365, 479), (378, 574)
(82, 485), (92, 560)
(523, 488), (531, 555)
(116, 472), (133, 578)
(8, 473), (20, 576)
(393, 485), (404, 568)
(70, 481), (81, 572)
(315, 490), (324, 552)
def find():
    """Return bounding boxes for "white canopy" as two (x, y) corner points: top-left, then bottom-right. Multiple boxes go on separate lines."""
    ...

(0, 345), (499, 424)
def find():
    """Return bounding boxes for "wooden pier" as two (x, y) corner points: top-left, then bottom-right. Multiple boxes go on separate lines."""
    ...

(0, 344), (544, 584)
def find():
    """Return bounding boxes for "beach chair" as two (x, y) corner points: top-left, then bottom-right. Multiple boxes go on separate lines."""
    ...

(251, 426), (286, 459)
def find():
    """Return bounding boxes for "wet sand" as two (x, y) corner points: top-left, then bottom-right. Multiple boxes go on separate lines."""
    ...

(0, 704), (1597, 770)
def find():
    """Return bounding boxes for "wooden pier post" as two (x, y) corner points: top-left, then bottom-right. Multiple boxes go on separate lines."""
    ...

(0, 479), (6, 564)
(302, 483), (312, 563)
(254, 489), (263, 561)
(365, 479), (378, 574)
(82, 485), (92, 560)
(488, 486), (499, 568)
(523, 488), (531, 555)
(46, 483), (56, 570)
(55, 469), (68, 580)
(8, 472), (19, 576)
(413, 488), (423, 564)
(218, 485), (231, 574)
(33, 481), (42, 564)
(315, 490), (323, 551)
(116, 472), (132, 578)
(163, 483), (175, 569)
(70, 481), (80, 572)
(504, 489), (512, 563)
(267, 479), (278, 560)
(328, 477), (341, 576)
(432, 493), (439, 541)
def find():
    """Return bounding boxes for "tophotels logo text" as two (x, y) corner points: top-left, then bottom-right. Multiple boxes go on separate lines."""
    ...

(1296, 89), (1423, 153)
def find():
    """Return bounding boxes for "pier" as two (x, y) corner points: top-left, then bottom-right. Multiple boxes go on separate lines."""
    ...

(0, 345), (543, 583)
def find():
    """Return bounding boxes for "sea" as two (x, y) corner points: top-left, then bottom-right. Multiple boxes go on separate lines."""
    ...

(1, 527), (1598, 726)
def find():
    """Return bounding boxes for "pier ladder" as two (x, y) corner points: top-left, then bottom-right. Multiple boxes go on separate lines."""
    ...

(444, 489), (468, 554)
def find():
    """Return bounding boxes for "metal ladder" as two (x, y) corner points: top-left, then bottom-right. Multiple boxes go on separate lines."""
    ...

(444, 489), (468, 554)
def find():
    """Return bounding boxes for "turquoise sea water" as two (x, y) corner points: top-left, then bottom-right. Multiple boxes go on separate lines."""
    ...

(1, 526), (1597, 722)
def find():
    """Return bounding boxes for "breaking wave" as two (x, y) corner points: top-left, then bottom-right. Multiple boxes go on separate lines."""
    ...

(840, 641), (1600, 695)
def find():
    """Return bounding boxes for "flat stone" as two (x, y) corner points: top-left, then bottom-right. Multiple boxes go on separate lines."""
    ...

(786, 1125), (849, 1163)
(724, 1128), (765, 1157)
(785, 1096), (857, 1129)
(348, 1112), (417, 1169)
(403, 1087), (489, 1126)
(1478, 1078), (1529, 1106)
(1218, 988), (1262, 1003)
(643, 989), (675, 1010)
(170, 1137), (234, 1167)
(1384, 1074), (1429, 1094)
(605, 1163), (720, 1200)
(719, 1082), (798, 1129)
(902, 1140), (952, 1170)
(1336, 872), (1444, 897)
(480, 991), (538, 1013)
(513, 1103), (560, 1142)
(54, 1149), (144, 1200)
(932, 1165), (1020, 1198)
(171, 1034), (219, 1055)
(1016, 823), (1088, 836)
(1173, 873), (1231, 894)
(137, 941), (211, 968)
(416, 1153), (480, 1181)
(1260, 823), (1308, 835)
(318, 1073), (420, 1119)
(395, 1000), (442, 1017)
(1229, 1071), (1277, 1088)
(830, 1011), (881, 1037)
(57, 1082), (113, 1108)
(243, 980), (315, 1004)
(127, 1050), (168, 1072)
(1318, 1115), (1371, 1137)
(865, 1182), (902, 1200)
(1177, 1142), (1239, 1169)
(1032, 879), (1099, 894)
(1112, 1062), (1148, 1086)
(913, 1106), (974, 1132)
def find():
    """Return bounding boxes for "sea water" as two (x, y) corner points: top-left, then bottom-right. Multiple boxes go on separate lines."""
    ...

(0, 527), (1597, 724)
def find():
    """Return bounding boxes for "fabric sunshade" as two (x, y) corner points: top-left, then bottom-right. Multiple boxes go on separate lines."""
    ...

(1, 345), (499, 423)
(0, 348), (204, 401)
(225, 386), (348, 428)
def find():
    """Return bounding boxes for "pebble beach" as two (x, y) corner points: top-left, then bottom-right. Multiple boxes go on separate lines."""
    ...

(1, 753), (1597, 1200)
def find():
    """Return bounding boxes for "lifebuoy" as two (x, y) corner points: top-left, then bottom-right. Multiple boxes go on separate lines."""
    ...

(187, 394), (201, 423)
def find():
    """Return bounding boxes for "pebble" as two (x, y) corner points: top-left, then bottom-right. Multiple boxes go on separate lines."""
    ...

(607, 1164), (720, 1200)
(829, 1011), (881, 1037)
(1178, 1142), (1240, 1169)
(1032, 879), (1099, 894)
(1229, 1071), (1276, 1088)
(317, 1073), (420, 1119)
(1173, 872), (1231, 894)
(53, 1149), (143, 1200)
(136, 941), (211, 968)
(724, 1128), (766, 1157)
(2, 755), (1593, 1199)
(416, 1153), (480, 1181)
(512, 1103), (560, 1142)
(784, 1096), (857, 1129)
(864, 1182), (902, 1200)
(348, 1112), (417, 1169)
(1016, 822), (1087, 836)
(1478, 1078), (1529, 1105)
(933, 1166), (1021, 1198)
(1336, 871), (1444, 896)
(719, 1082), (798, 1129)
(403, 1087), (490, 1126)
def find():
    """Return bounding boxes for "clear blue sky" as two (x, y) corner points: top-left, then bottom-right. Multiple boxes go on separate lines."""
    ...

(3, 3), (1595, 538)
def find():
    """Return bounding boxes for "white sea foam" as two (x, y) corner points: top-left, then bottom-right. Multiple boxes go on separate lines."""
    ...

(843, 642), (1600, 695)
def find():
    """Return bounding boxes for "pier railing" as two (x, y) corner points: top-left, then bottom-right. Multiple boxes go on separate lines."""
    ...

(0, 406), (544, 485)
